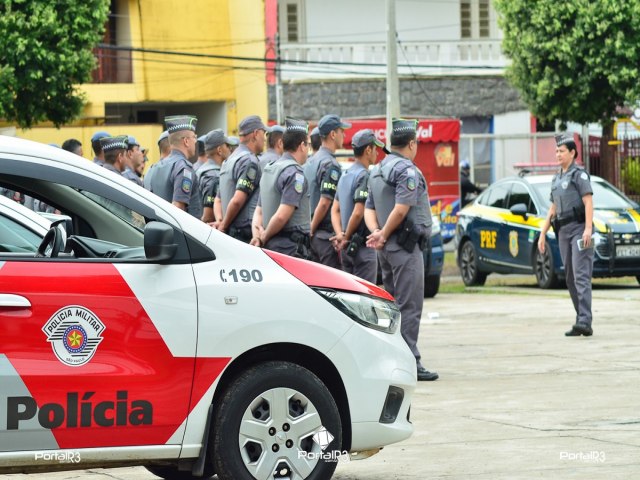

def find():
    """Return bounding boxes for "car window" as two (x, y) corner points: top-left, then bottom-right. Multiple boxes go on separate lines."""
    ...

(485, 183), (510, 209)
(532, 179), (634, 210)
(507, 182), (538, 214)
(0, 214), (42, 253)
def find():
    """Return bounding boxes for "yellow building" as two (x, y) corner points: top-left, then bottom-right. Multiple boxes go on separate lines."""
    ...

(15, 0), (268, 167)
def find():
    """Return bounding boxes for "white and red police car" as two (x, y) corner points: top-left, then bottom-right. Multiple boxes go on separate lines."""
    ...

(0, 136), (416, 480)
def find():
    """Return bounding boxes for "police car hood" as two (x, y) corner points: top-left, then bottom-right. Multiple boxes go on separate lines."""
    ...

(593, 208), (640, 234)
(264, 250), (394, 301)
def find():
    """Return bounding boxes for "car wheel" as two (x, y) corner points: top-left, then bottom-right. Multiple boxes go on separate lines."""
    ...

(145, 464), (213, 480)
(424, 274), (440, 298)
(534, 246), (560, 289)
(459, 241), (487, 286)
(212, 361), (342, 480)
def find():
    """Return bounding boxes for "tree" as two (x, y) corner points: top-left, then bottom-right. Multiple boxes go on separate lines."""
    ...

(0, 0), (109, 128)
(495, 0), (640, 126)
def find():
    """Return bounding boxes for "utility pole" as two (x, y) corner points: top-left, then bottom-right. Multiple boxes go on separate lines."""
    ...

(386, 0), (400, 137)
(275, 32), (284, 125)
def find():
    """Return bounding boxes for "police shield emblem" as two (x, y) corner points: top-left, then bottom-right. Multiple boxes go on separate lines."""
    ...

(43, 306), (105, 367)
(509, 231), (519, 257)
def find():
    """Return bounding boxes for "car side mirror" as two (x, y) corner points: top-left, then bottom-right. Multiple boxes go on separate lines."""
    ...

(510, 203), (528, 219)
(144, 221), (178, 262)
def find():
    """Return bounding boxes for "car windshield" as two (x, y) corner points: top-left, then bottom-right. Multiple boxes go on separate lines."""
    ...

(532, 180), (635, 210)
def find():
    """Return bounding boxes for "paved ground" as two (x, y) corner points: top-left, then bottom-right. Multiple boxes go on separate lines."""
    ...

(4, 280), (639, 479)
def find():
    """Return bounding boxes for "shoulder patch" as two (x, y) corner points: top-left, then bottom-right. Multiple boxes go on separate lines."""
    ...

(182, 177), (193, 193)
(330, 168), (340, 181)
(247, 164), (258, 181)
(294, 173), (304, 193)
(580, 172), (588, 180)
(183, 169), (192, 180)
(406, 167), (416, 177)
(407, 177), (416, 191)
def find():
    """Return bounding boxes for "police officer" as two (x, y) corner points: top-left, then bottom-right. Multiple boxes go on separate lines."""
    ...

(99, 135), (128, 174)
(250, 117), (311, 258)
(149, 115), (203, 219)
(218, 115), (265, 242)
(122, 136), (144, 186)
(365, 118), (438, 382)
(91, 131), (111, 167)
(305, 114), (351, 268)
(227, 136), (240, 153)
(197, 129), (232, 224)
(309, 126), (321, 154)
(259, 125), (285, 171)
(143, 130), (170, 191)
(194, 135), (207, 172)
(539, 133), (594, 336)
(331, 129), (383, 283)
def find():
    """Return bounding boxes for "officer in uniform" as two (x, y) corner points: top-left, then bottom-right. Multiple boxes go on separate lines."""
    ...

(144, 131), (170, 190)
(251, 117), (311, 258)
(149, 115), (203, 219)
(227, 136), (240, 153)
(122, 136), (144, 186)
(309, 126), (321, 154)
(365, 118), (438, 382)
(99, 135), (128, 174)
(197, 129), (232, 224)
(331, 129), (383, 283)
(218, 115), (266, 242)
(194, 135), (207, 172)
(304, 114), (351, 268)
(91, 131), (110, 167)
(539, 133), (594, 336)
(259, 125), (285, 171)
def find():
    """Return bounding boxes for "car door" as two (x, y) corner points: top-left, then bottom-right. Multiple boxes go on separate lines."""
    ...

(0, 157), (217, 458)
(499, 181), (540, 272)
(474, 182), (510, 268)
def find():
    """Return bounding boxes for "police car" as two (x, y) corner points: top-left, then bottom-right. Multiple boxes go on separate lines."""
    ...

(0, 137), (416, 479)
(456, 172), (640, 288)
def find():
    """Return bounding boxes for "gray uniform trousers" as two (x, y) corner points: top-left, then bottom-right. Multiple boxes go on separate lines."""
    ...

(558, 221), (594, 326)
(342, 245), (377, 284)
(265, 236), (301, 259)
(311, 230), (341, 268)
(378, 235), (424, 367)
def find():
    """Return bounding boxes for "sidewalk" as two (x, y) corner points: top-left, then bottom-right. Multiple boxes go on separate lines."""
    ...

(334, 286), (640, 479)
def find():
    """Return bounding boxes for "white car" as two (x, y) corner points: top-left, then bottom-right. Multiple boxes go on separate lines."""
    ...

(0, 136), (416, 480)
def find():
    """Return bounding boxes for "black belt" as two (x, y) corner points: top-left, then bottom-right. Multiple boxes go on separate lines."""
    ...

(556, 216), (583, 227)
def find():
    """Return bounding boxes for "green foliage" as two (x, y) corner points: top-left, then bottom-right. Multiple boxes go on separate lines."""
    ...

(0, 0), (109, 128)
(622, 157), (640, 195)
(495, 0), (640, 126)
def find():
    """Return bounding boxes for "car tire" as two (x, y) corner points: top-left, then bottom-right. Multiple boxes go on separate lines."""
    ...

(212, 361), (342, 480)
(145, 464), (214, 480)
(459, 241), (487, 286)
(533, 246), (560, 289)
(424, 274), (440, 298)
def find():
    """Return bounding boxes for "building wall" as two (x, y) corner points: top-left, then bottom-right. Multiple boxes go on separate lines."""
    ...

(18, 0), (268, 147)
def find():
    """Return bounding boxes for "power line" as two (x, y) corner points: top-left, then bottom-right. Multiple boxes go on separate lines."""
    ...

(98, 43), (504, 71)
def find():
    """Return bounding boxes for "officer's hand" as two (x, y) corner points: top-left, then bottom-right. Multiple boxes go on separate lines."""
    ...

(250, 237), (262, 247)
(582, 227), (592, 248)
(366, 229), (386, 250)
(537, 235), (546, 254)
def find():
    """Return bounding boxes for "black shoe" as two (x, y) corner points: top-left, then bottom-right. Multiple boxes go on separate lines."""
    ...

(565, 323), (593, 337)
(417, 366), (439, 381)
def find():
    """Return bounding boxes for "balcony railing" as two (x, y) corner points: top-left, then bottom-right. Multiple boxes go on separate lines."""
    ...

(91, 46), (132, 84)
(278, 39), (508, 80)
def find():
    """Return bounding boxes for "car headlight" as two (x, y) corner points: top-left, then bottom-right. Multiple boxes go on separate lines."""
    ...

(313, 288), (400, 334)
(431, 214), (441, 236)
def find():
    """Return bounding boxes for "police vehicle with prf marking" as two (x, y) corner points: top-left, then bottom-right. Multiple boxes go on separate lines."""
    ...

(456, 173), (640, 288)
(0, 136), (417, 480)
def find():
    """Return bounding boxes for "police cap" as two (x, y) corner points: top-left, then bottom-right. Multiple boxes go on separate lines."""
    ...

(318, 114), (351, 136)
(352, 129), (385, 149)
(99, 135), (128, 152)
(238, 115), (267, 136)
(164, 115), (198, 134)
(204, 129), (230, 150)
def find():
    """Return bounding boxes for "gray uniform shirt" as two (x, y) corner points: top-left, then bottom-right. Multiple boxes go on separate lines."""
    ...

(335, 162), (369, 233)
(550, 162), (593, 219)
(304, 146), (341, 229)
(259, 149), (280, 171)
(218, 144), (261, 229)
(122, 167), (143, 186)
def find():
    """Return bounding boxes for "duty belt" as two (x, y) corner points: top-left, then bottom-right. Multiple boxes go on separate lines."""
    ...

(229, 226), (252, 241)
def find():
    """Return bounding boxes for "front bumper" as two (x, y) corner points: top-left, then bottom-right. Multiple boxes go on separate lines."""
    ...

(327, 324), (416, 451)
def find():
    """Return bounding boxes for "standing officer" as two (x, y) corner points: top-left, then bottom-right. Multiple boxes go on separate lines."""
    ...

(218, 115), (266, 242)
(251, 118), (311, 258)
(197, 129), (232, 224)
(144, 131), (170, 190)
(149, 115), (203, 218)
(122, 136), (144, 186)
(259, 125), (285, 171)
(309, 126), (321, 155)
(91, 131), (110, 167)
(305, 114), (351, 268)
(194, 135), (207, 172)
(539, 133), (594, 336)
(331, 129), (383, 283)
(365, 118), (438, 382)
(99, 135), (128, 174)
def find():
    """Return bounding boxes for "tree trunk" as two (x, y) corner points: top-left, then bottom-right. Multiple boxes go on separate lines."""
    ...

(599, 122), (617, 185)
